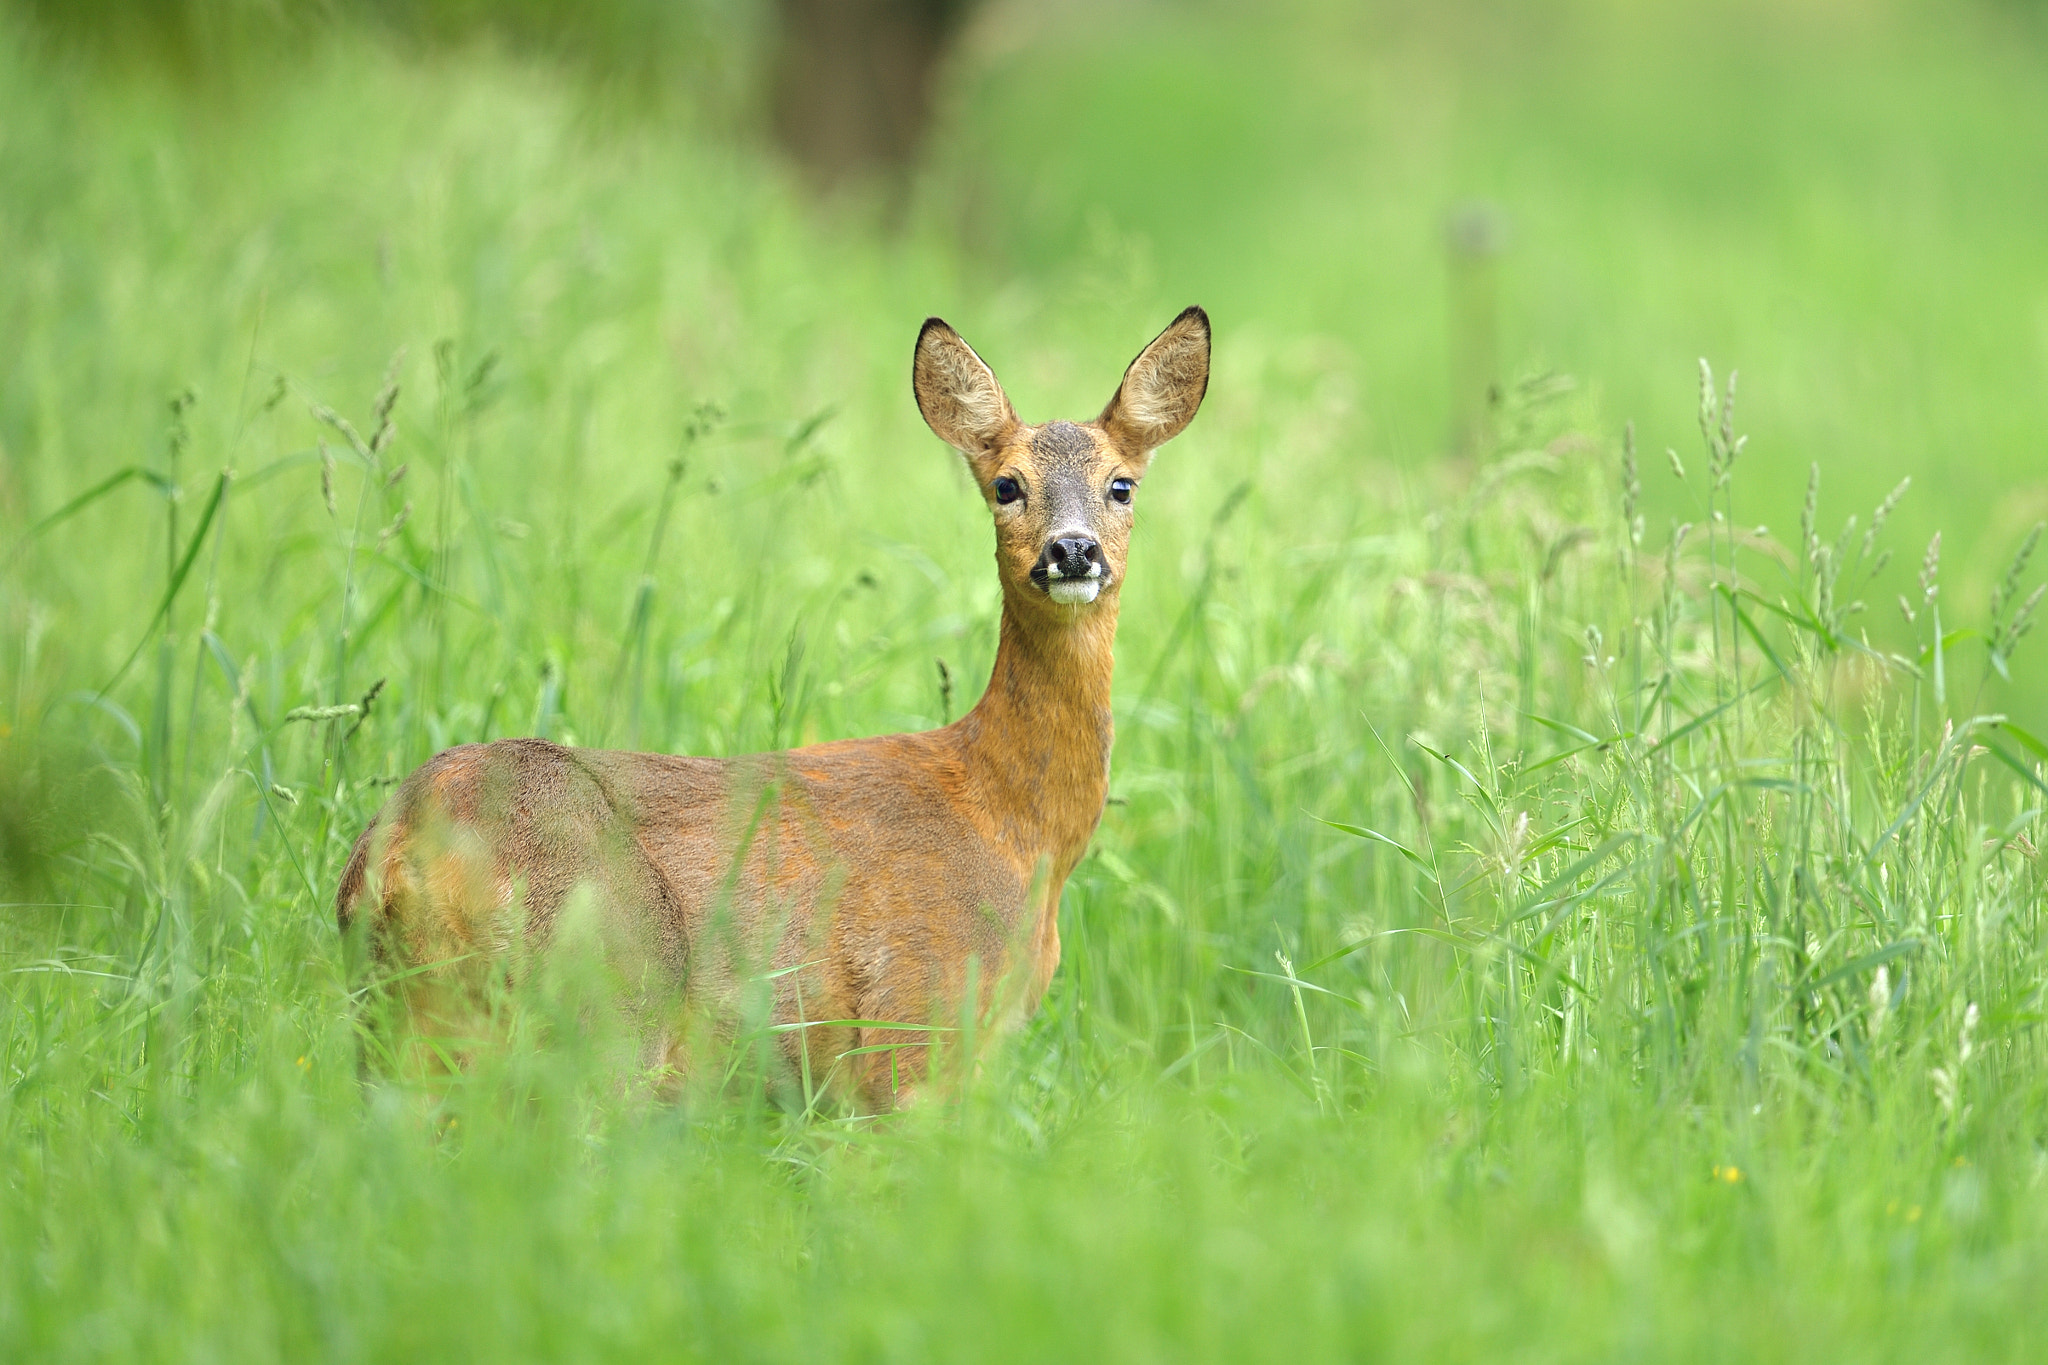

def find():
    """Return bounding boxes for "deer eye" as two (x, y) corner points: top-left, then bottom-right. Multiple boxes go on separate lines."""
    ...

(993, 476), (1023, 505)
(1108, 478), (1135, 505)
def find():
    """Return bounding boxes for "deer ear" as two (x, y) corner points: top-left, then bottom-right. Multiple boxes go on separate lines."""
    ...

(914, 318), (1018, 460)
(1099, 306), (1210, 457)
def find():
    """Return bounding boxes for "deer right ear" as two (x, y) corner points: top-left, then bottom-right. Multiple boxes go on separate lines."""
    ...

(913, 318), (1018, 462)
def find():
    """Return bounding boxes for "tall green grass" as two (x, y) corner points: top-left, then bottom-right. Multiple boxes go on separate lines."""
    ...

(4, 10), (2048, 1361)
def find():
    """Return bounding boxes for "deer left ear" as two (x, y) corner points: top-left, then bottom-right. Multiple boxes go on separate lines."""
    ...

(1099, 306), (1210, 458)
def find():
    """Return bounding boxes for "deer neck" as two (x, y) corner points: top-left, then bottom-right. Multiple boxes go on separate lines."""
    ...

(955, 589), (1119, 871)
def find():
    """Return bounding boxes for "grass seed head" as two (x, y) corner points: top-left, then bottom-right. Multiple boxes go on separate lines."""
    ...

(1990, 521), (2043, 627)
(1718, 369), (1739, 459)
(1801, 463), (1821, 566)
(1622, 421), (1643, 547)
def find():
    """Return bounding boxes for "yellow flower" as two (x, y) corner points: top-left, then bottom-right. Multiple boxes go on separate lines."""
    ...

(296, 1056), (310, 1071)
(1713, 1164), (1742, 1183)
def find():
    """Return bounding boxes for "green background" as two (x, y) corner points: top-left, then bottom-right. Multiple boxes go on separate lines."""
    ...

(4, 3), (2048, 1360)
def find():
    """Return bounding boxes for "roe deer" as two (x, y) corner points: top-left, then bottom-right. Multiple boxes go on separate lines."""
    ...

(335, 307), (1211, 1108)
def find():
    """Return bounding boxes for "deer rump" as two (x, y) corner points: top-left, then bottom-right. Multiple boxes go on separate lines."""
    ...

(338, 732), (1046, 1107)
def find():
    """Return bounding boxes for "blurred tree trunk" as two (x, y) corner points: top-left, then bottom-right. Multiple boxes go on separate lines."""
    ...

(771, 0), (975, 189)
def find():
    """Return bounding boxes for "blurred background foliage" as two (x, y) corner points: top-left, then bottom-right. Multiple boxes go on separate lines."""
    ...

(6, 0), (2048, 607)
(7, 3), (2048, 1358)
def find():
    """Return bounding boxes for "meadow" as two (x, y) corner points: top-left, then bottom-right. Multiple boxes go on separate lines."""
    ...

(5, 2), (2048, 1359)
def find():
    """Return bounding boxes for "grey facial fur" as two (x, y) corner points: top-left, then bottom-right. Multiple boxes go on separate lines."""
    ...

(1031, 422), (1108, 538)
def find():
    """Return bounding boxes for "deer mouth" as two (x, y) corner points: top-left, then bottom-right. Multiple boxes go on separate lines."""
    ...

(1043, 577), (1102, 605)
(1031, 557), (1107, 605)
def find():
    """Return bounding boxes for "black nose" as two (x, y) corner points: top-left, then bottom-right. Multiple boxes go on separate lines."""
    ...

(1048, 536), (1099, 577)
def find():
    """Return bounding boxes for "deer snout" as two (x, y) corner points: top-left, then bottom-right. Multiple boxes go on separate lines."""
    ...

(1032, 535), (1105, 604)
(1037, 536), (1101, 579)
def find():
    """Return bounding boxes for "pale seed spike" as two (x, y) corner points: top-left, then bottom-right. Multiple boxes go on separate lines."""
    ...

(1862, 477), (1909, 566)
(1832, 514), (1859, 578)
(377, 501), (411, 550)
(1992, 521), (2044, 626)
(1622, 422), (1642, 548)
(374, 347), (406, 423)
(1800, 463), (1820, 566)
(1696, 357), (1715, 445)
(2008, 582), (2046, 651)
(1873, 476), (1910, 531)
(1719, 369), (1739, 459)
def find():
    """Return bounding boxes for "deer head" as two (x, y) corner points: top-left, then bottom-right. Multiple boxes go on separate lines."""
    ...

(913, 307), (1210, 615)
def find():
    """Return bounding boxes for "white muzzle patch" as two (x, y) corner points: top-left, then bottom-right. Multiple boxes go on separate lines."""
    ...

(1046, 578), (1102, 605)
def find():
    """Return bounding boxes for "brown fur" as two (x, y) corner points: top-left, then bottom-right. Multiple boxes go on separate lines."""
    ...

(336, 308), (1211, 1109)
